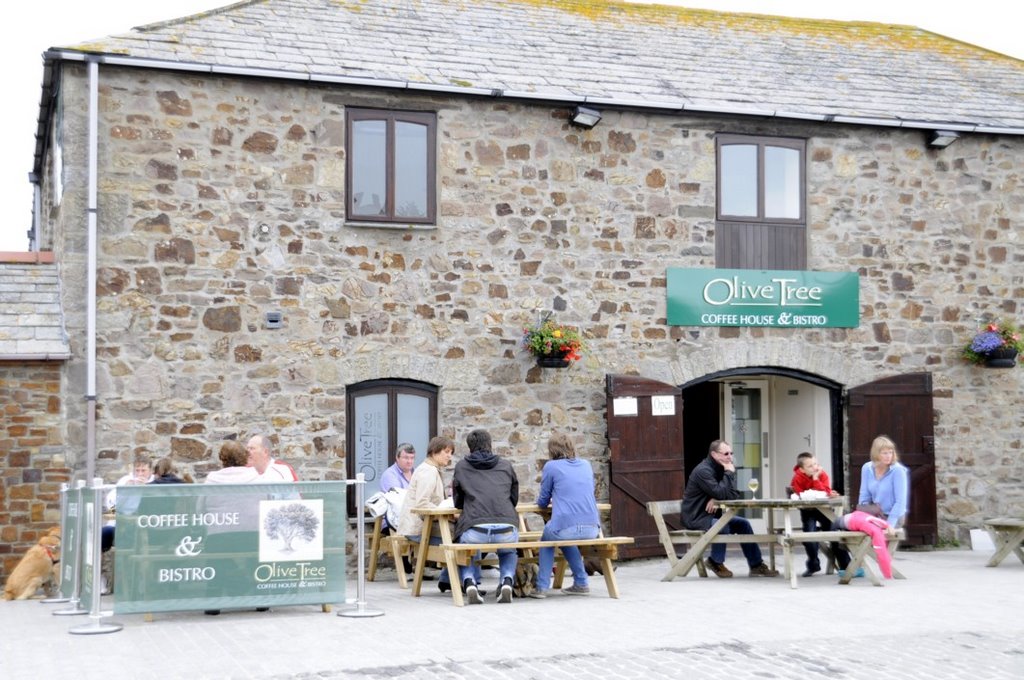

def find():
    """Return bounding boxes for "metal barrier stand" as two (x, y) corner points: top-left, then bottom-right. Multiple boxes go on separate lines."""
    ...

(70, 478), (122, 635)
(339, 473), (384, 618)
(41, 482), (71, 604)
(53, 480), (88, 616)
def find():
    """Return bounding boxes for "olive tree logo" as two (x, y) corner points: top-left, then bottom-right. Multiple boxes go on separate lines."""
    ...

(258, 499), (324, 562)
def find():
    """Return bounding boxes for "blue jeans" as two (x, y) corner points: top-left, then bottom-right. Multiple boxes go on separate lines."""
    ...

(799, 510), (851, 570)
(458, 526), (518, 585)
(536, 524), (600, 591)
(405, 534), (452, 585)
(708, 516), (763, 567)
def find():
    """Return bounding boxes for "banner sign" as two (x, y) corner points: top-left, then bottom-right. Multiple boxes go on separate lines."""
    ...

(113, 482), (346, 613)
(667, 268), (860, 328)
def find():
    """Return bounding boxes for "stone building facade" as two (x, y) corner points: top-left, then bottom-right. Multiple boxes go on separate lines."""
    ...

(17, 1), (1023, 559)
(36, 61), (1022, 546)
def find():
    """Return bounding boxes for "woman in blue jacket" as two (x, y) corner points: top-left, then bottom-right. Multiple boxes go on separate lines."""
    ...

(531, 433), (601, 598)
(859, 435), (910, 527)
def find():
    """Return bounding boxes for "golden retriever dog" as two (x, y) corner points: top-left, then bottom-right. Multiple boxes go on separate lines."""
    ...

(3, 533), (61, 600)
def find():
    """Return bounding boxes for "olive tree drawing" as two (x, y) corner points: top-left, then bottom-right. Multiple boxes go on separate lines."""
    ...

(263, 503), (320, 552)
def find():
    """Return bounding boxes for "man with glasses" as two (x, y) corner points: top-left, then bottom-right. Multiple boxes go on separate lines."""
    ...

(681, 439), (778, 578)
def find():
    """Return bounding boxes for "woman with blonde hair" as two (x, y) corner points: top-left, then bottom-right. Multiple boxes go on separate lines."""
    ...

(857, 435), (909, 527)
(531, 432), (601, 598)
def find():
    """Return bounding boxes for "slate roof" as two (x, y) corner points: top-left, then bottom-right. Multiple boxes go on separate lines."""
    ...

(41, 0), (1024, 133)
(0, 263), (71, 360)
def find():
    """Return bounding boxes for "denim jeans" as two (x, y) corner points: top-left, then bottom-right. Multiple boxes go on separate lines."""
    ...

(536, 523), (600, 591)
(458, 526), (518, 585)
(798, 509), (851, 570)
(708, 516), (763, 567)
(405, 534), (452, 584)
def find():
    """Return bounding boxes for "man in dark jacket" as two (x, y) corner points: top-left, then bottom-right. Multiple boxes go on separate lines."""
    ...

(681, 439), (778, 578)
(453, 429), (519, 604)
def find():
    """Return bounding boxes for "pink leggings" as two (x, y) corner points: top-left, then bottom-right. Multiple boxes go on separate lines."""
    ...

(845, 511), (893, 579)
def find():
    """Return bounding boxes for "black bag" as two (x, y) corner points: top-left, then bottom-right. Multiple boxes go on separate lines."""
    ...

(855, 502), (884, 518)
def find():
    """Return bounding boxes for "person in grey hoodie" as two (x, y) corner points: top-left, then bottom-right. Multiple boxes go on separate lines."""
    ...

(452, 429), (519, 604)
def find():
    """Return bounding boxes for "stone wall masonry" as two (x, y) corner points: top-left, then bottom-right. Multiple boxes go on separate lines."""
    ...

(42, 65), (1022, 543)
(0, 362), (68, 582)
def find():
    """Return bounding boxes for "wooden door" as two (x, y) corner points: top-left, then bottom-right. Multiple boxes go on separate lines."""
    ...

(606, 374), (684, 558)
(847, 373), (936, 546)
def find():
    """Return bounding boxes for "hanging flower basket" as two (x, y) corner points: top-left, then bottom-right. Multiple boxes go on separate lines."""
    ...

(961, 320), (1022, 368)
(983, 346), (1019, 369)
(522, 317), (585, 368)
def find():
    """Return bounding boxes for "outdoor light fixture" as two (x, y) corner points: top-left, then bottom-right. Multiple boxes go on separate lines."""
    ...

(928, 130), (960, 149)
(570, 105), (602, 129)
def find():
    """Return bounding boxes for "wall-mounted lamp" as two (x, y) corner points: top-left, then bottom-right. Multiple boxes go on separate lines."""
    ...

(927, 130), (960, 149)
(570, 105), (602, 129)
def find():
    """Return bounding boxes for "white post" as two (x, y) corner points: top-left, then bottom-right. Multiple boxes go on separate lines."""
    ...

(339, 473), (384, 618)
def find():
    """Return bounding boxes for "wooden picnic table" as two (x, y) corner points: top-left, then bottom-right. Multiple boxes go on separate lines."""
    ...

(409, 503), (629, 606)
(658, 496), (846, 582)
(651, 496), (905, 587)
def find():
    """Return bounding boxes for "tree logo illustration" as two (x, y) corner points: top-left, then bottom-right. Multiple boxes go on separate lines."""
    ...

(263, 503), (320, 553)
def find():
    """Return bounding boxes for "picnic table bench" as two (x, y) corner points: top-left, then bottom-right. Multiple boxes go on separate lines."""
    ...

(648, 497), (905, 587)
(982, 517), (1024, 567)
(411, 505), (633, 606)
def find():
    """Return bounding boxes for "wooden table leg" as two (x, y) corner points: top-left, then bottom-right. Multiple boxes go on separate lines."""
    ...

(367, 516), (383, 582)
(986, 526), (1024, 567)
(662, 511), (734, 581)
(437, 521), (465, 607)
(410, 518), (433, 597)
(838, 536), (872, 585)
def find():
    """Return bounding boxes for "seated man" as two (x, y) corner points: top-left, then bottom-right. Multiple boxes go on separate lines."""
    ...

(452, 429), (519, 604)
(246, 434), (298, 482)
(680, 439), (778, 578)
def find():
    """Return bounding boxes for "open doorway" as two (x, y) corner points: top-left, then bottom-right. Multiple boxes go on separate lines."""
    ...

(682, 370), (842, 499)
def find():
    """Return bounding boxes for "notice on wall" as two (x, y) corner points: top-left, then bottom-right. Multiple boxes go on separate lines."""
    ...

(612, 397), (638, 416)
(651, 395), (676, 416)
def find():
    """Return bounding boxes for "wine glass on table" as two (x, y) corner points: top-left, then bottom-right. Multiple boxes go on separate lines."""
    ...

(747, 478), (760, 498)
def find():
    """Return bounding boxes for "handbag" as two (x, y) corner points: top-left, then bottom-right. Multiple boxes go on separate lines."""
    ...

(855, 502), (884, 518)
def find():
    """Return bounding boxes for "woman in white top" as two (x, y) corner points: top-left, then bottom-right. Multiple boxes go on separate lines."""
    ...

(397, 435), (455, 590)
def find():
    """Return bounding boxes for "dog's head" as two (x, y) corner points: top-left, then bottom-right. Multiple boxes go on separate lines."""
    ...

(38, 535), (60, 562)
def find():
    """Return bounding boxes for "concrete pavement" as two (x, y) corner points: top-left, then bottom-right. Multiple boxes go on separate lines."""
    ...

(1, 549), (1021, 679)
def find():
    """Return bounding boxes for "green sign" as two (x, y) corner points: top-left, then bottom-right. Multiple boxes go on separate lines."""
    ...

(113, 482), (346, 613)
(667, 268), (860, 328)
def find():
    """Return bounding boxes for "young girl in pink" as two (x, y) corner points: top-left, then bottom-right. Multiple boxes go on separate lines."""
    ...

(837, 510), (896, 579)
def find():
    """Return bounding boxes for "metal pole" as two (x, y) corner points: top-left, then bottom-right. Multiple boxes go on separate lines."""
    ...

(53, 480), (88, 616)
(41, 482), (71, 604)
(338, 473), (384, 618)
(70, 478), (121, 635)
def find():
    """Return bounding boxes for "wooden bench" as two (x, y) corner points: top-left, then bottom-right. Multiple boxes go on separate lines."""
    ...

(983, 517), (1024, 567)
(434, 536), (634, 606)
(646, 499), (776, 579)
(367, 516), (415, 588)
(782, 528), (907, 586)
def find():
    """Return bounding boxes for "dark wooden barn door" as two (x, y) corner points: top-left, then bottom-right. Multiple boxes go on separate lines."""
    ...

(847, 373), (936, 546)
(606, 374), (684, 558)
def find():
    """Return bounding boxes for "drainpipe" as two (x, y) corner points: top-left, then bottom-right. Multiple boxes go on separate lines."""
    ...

(85, 58), (98, 483)
(29, 173), (40, 251)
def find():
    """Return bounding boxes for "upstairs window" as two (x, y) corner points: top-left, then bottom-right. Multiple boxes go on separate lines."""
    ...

(716, 135), (806, 269)
(346, 108), (436, 225)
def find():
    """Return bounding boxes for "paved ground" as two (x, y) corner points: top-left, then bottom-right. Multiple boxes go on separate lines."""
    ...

(2, 549), (1021, 679)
